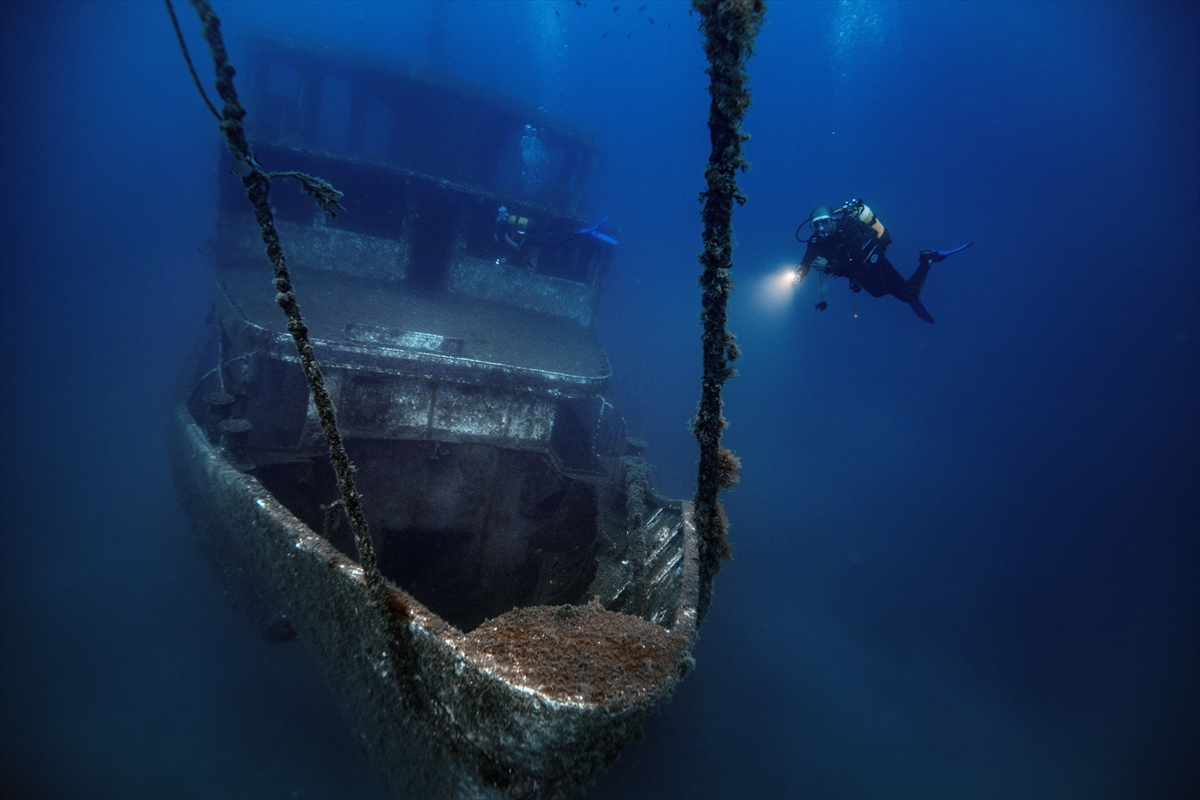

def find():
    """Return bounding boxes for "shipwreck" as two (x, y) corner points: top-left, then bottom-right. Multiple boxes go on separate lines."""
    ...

(170, 32), (703, 798)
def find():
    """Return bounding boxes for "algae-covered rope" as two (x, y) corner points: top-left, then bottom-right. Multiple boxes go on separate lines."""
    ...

(168, 0), (385, 603)
(165, 0), (219, 121)
(693, 0), (765, 621)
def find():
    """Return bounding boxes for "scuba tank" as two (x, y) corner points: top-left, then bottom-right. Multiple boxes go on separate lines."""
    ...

(839, 198), (891, 267)
(496, 205), (532, 249)
(795, 199), (887, 244)
(842, 198), (886, 241)
(506, 214), (531, 236)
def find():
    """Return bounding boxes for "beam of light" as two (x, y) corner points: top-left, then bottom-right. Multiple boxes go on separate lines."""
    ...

(753, 264), (802, 315)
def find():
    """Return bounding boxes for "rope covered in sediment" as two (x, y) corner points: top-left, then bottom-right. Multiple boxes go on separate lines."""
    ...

(169, 0), (386, 604)
(693, 0), (765, 621)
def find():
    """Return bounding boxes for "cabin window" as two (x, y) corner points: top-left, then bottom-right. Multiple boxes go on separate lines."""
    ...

(317, 74), (352, 154)
(257, 60), (304, 142)
(267, 60), (302, 101)
(359, 92), (397, 163)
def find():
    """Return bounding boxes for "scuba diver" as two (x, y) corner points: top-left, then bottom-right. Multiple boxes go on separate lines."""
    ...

(494, 206), (616, 268)
(794, 199), (972, 324)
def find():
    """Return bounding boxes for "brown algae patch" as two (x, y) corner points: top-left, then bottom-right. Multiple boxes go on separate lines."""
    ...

(462, 603), (692, 706)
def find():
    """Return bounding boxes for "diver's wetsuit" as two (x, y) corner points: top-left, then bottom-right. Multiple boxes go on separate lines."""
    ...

(495, 214), (576, 267)
(801, 215), (937, 323)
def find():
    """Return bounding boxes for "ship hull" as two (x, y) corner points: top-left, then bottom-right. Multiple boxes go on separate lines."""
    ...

(170, 404), (699, 799)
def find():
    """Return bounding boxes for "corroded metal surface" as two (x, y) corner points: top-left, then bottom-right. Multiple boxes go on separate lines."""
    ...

(448, 257), (600, 327)
(307, 372), (559, 448)
(210, 266), (611, 453)
(228, 217), (409, 282)
(215, 268), (610, 387)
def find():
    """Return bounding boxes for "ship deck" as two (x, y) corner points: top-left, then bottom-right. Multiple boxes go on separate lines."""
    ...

(217, 265), (611, 382)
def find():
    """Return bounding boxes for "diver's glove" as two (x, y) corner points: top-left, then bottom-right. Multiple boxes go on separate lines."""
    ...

(815, 300), (828, 311)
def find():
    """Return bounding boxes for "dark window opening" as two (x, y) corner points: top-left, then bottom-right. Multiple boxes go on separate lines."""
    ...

(406, 196), (456, 292)
(551, 398), (603, 472)
(253, 440), (602, 632)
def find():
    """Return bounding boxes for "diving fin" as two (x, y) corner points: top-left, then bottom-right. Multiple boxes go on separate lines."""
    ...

(575, 215), (607, 234)
(576, 215), (619, 246)
(910, 296), (935, 324)
(936, 241), (973, 257)
(922, 241), (973, 264)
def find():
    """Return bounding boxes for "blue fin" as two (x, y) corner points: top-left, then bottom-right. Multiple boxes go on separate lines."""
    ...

(910, 297), (935, 324)
(576, 215), (618, 246)
(935, 242), (973, 258)
(575, 215), (608, 234)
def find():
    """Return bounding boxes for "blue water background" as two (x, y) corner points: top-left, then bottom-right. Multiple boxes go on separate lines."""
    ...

(2, 1), (1197, 797)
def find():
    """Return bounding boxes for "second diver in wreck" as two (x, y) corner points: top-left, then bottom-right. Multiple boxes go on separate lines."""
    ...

(494, 206), (617, 269)
(793, 199), (972, 323)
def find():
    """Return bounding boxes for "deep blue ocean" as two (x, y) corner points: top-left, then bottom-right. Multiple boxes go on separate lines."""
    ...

(2, 1), (1197, 798)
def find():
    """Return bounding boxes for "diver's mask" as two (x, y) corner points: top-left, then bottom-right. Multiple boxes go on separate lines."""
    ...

(811, 214), (836, 237)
